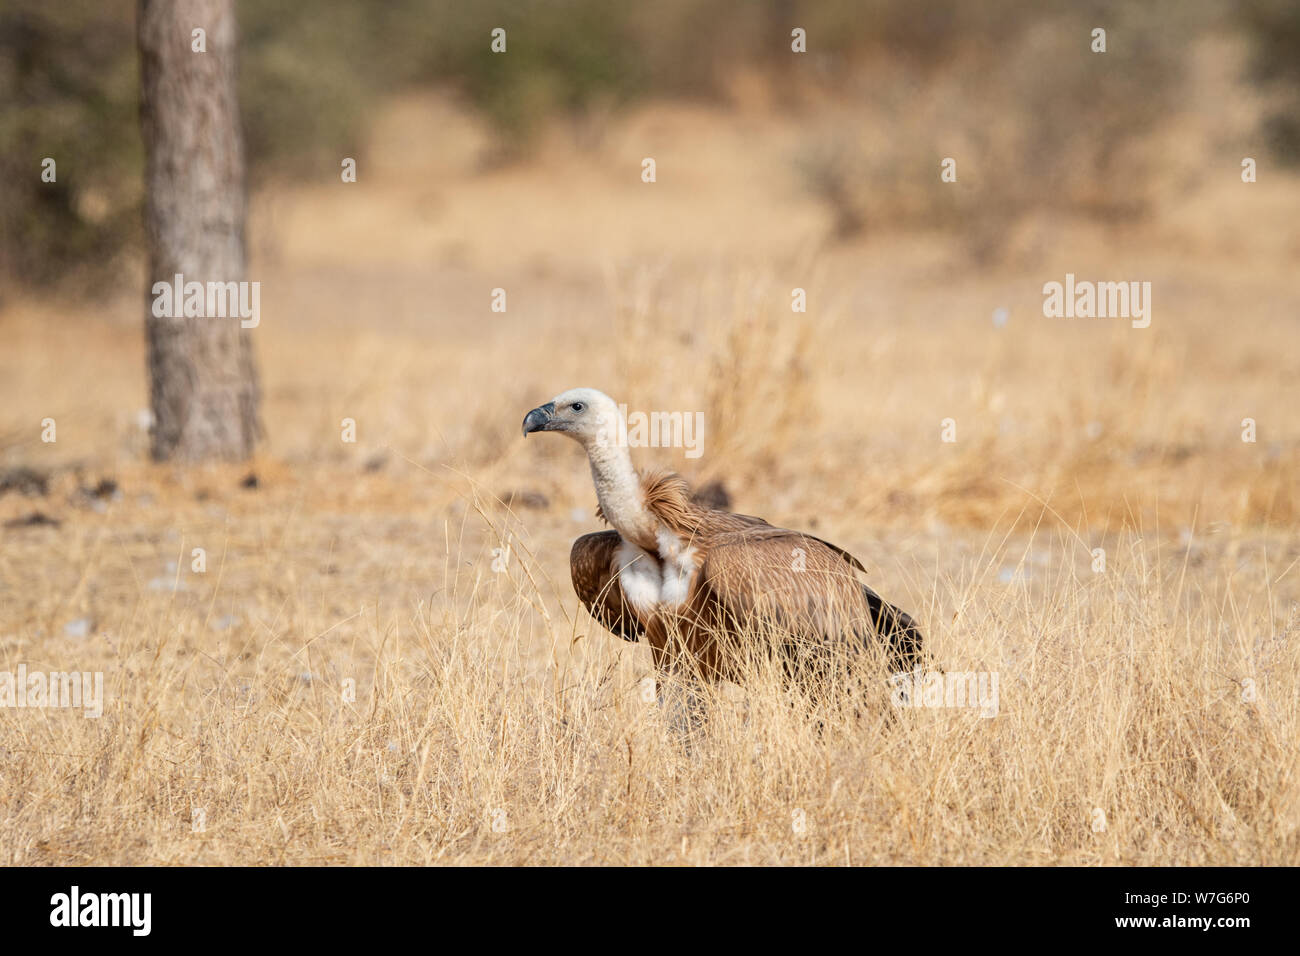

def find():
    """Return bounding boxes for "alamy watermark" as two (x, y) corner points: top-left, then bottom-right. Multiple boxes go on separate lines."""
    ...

(50, 886), (150, 936)
(0, 665), (103, 718)
(1042, 273), (1151, 329)
(151, 272), (260, 328)
(595, 405), (705, 459)
(890, 669), (999, 717)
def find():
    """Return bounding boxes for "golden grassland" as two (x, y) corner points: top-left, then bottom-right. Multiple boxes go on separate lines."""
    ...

(0, 85), (1298, 864)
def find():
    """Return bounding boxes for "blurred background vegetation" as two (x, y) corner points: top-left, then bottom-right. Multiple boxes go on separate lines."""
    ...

(1, 0), (1297, 292)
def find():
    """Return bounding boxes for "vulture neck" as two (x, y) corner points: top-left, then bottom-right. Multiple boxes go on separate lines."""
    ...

(585, 440), (658, 550)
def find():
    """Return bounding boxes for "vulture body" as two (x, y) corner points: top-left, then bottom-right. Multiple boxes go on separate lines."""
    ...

(523, 388), (923, 698)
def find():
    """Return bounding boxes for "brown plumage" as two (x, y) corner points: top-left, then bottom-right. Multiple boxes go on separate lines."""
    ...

(523, 389), (924, 699)
(574, 471), (923, 684)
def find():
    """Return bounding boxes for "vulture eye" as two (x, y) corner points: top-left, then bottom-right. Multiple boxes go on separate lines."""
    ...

(571, 402), (585, 412)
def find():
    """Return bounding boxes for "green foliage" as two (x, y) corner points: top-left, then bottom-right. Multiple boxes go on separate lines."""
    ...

(0, 0), (1296, 289)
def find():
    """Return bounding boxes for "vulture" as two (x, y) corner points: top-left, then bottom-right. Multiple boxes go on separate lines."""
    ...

(522, 388), (924, 707)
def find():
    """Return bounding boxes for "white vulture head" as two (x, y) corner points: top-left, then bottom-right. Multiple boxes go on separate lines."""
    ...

(521, 387), (622, 449)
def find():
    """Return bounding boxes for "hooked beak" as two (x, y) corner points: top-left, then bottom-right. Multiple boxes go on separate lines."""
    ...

(522, 402), (556, 437)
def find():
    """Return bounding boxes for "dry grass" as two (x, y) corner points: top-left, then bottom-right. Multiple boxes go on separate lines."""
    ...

(1, 73), (1298, 864)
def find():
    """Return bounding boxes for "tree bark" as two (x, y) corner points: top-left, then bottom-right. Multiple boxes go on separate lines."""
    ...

(138, 0), (260, 461)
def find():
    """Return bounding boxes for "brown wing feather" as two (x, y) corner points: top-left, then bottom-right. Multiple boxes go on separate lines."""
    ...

(570, 530), (642, 643)
(698, 528), (923, 670)
(637, 472), (868, 574)
(700, 530), (869, 636)
(579, 470), (922, 669)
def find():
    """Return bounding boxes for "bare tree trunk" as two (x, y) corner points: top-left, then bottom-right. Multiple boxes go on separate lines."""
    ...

(138, 0), (260, 461)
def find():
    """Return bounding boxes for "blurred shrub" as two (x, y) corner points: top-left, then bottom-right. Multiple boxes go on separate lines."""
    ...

(0, 1), (141, 290)
(1239, 0), (1300, 165)
(0, 0), (1291, 290)
(793, 0), (1220, 261)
